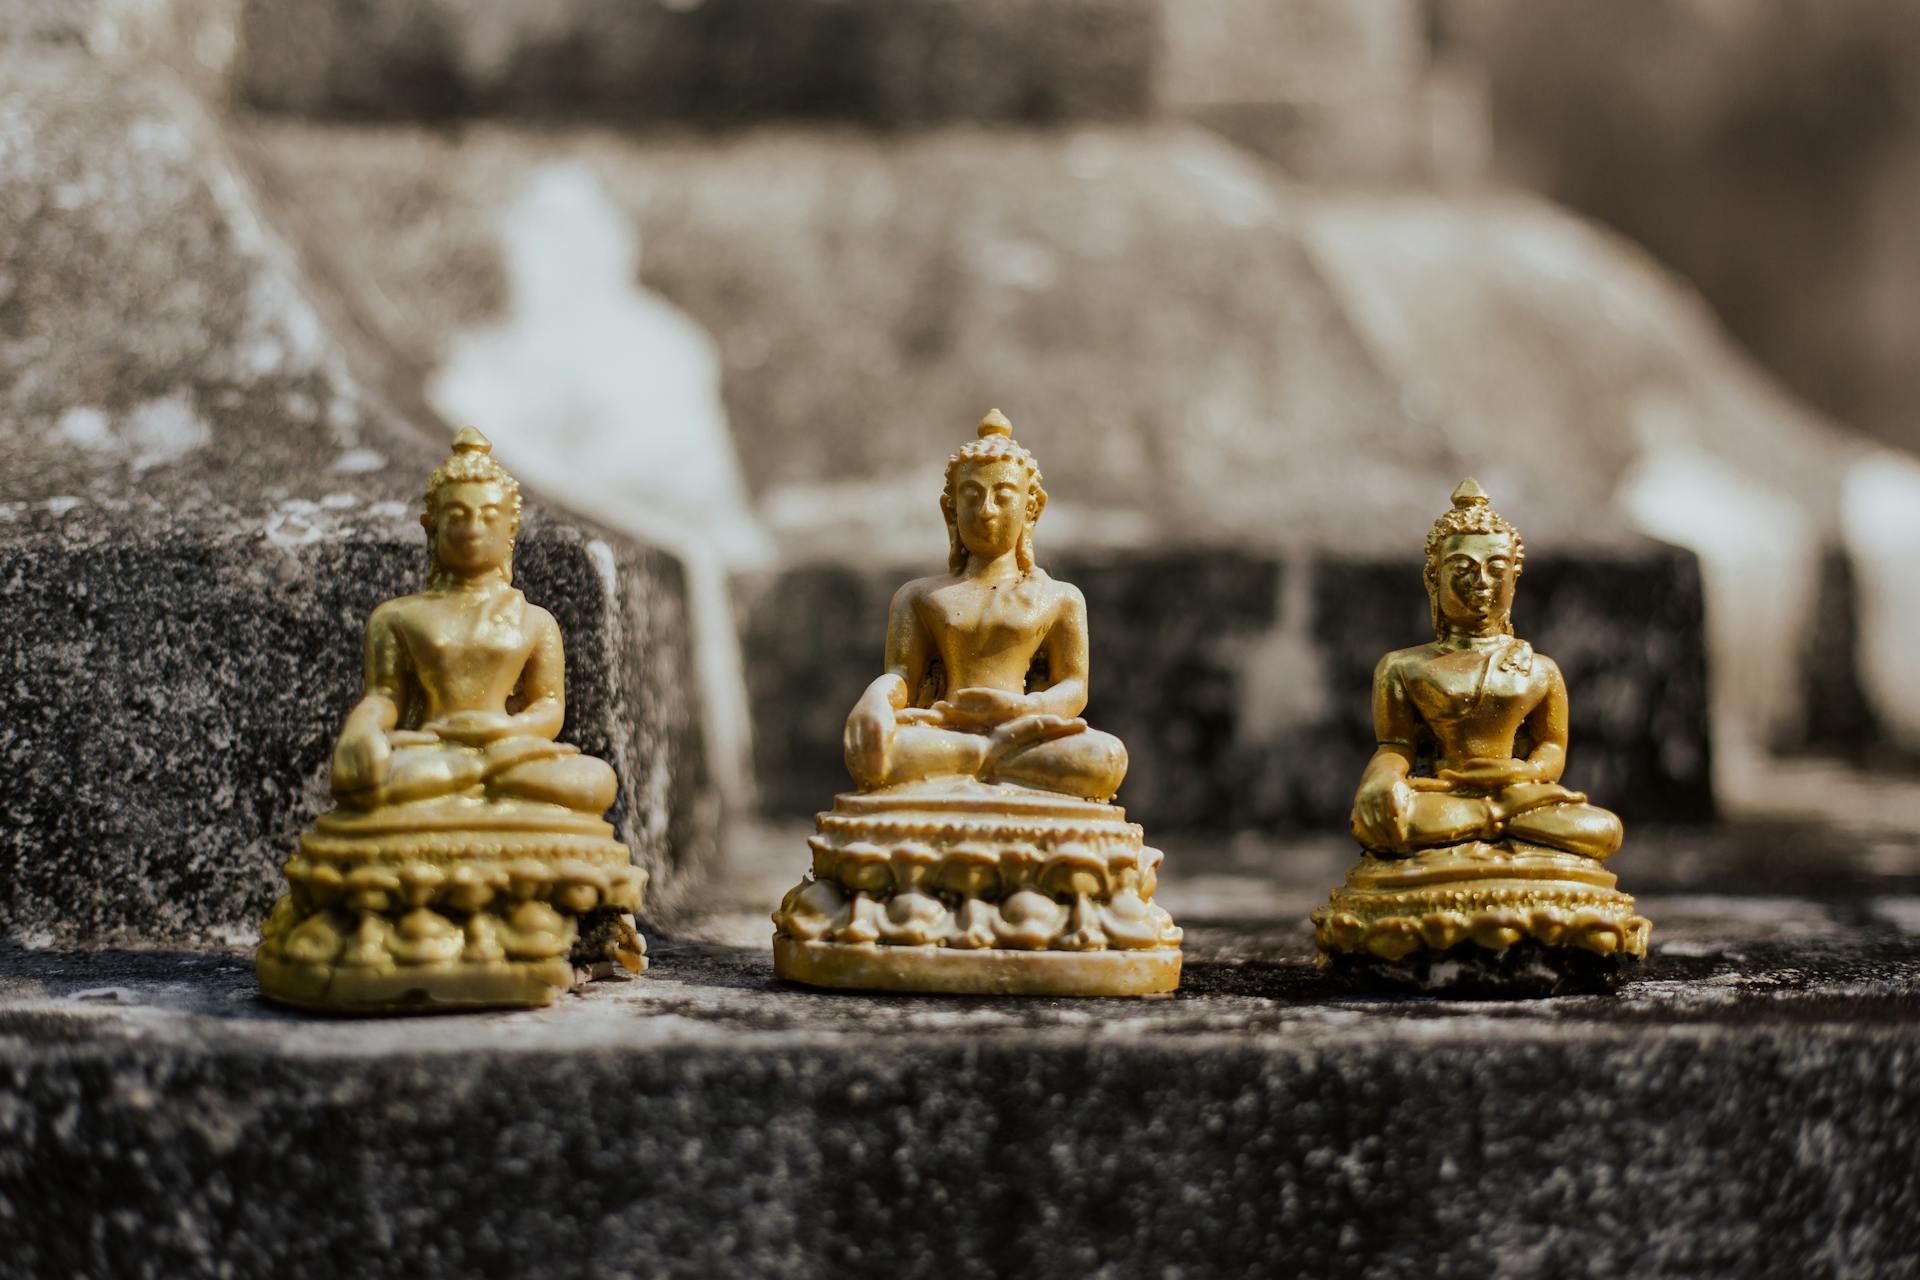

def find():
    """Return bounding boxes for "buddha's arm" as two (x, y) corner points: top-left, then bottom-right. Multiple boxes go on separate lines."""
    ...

(331, 606), (408, 794)
(1352, 656), (1418, 845)
(504, 610), (567, 741)
(844, 584), (928, 784)
(1519, 659), (1570, 784)
(1029, 585), (1091, 721)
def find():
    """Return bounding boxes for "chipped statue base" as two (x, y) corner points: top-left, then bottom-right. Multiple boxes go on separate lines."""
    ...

(772, 778), (1183, 997)
(256, 797), (648, 1013)
(1312, 841), (1649, 999)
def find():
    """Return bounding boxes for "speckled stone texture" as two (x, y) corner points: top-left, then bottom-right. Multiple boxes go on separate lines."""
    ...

(735, 548), (1712, 831)
(2, 824), (1917, 1279)
(0, 49), (714, 943)
(234, 0), (1158, 128)
(0, 526), (711, 944)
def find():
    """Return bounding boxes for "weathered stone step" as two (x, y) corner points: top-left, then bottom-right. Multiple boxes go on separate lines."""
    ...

(3, 819), (1916, 1280)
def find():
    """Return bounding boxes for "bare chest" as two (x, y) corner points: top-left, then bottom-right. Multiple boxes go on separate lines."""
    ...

(1406, 649), (1544, 730)
(396, 598), (535, 687)
(918, 580), (1056, 662)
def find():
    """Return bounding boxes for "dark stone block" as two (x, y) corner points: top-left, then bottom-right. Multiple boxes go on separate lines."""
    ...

(1800, 547), (1886, 759)
(235, 0), (1157, 128)
(735, 546), (1712, 833)
(0, 523), (711, 944)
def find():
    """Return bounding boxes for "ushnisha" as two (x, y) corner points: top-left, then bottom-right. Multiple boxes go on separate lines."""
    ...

(772, 410), (1182, 995)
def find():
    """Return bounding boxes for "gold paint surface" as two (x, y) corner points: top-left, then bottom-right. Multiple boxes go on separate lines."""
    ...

(256, 430), (646, 1013)
(1320, 481), (1649, 967)
(772, 412), (1182, 996)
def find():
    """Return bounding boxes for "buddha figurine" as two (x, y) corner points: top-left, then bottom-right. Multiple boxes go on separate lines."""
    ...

(1312, 480), (1650, 996)
(256, 428), (647, 1012)
(772, 411), (1182, 995)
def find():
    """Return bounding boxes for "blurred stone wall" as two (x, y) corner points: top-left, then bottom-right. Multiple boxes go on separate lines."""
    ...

(1441, 0), (1920, 458)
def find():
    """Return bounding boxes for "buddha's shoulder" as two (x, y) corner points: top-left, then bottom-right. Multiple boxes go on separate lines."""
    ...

(521, 598), (561, 636)
(366, 593), (436, 629)
(1375, 643), (1445, 679)
(892, 572), (958, 606)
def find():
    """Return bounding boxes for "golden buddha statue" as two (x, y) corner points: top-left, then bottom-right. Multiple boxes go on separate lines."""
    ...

(256, 429), (646, 1012)
(773, 411), (1182, 995)
(1313, 480), (1650, 995)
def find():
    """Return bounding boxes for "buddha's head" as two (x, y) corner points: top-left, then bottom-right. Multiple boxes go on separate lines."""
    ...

(423, 427), (523, 584)
(1423, 478), (1525, 639)
(941, 409), (1047, 575)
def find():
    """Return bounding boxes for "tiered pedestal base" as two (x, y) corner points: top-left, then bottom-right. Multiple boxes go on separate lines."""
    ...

(1311, 841), (1651, 998)
(772, 779), (1183, 996)
(256, 797), (647, 1013)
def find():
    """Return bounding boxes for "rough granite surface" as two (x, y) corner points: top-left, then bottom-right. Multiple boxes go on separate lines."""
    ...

(0, 50), (715, 941)
(735, 548), (1712, 830)
(1, 824), (1916, 1280)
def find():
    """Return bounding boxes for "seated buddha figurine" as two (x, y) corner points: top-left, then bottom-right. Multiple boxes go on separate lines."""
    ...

(256, 429), (646, 1013)
(773, 411), (1182, 996)
(841, 411), (1126, 801)
(1313, 480), (1650, 996)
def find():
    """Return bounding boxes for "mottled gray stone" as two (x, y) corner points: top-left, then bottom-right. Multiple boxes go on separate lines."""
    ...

(234, 0), (1157, 128)
(0, 51), (714, 942)
(735, 548), (1712, 830)
(1, 823), (1917, 1279)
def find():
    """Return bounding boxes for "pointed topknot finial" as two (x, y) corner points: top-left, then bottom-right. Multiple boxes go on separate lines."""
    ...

(978, 409), (1013, 439)
(1451, 477), (1489, 509)
(452, 426), (493, 455)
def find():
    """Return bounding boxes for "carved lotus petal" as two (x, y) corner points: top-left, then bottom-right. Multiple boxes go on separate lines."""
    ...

(304, 862), (345, 907)
(502, 901), (571, 959)
(1040, 847), (1110, 899)
(553, 859), (611, 890)
(832, 894), (884, 944)
(554, 883), (599, 914)
(774, 878), (849, 942)
(1363, 919), (1423, 961)
(949, 899), (998, 950)
(443, 864), (498, 912)
(340, 915), (396, 970)
(506, 859), (551, 900)
(1055, 896), (1107, 952)
(995, 846), (1047, 893)
(835, 843), (892, 893)
(463, 914), (506, 963)
(1420, 911), (1471, 950)
(1098, 891), (1167, 950)
(878, 891), (952, 946)
(398, 862), (446, 908)
(391, 908), (464, 966)
(888, 843), (941, 892)
(808, 836), (838, 879)
(993, 890), (1067, 951)
(283, 911), (348, 965)
(936, 848), (1002, 899)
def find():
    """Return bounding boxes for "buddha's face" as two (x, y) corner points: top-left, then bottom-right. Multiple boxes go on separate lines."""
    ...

(1434, 532), (1517, 635)
(950, 458), (1033, 564)
(425, 480), (516, 577)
